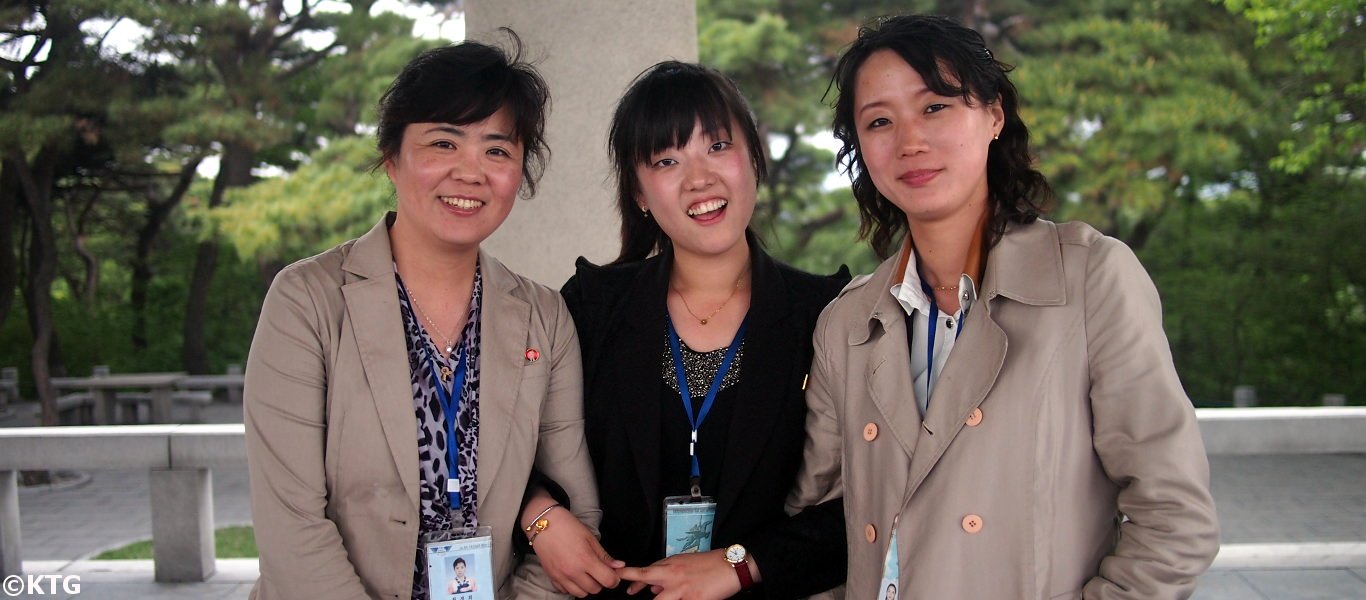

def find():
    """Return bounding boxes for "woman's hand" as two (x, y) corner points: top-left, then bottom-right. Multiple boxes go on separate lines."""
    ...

(524, 504), (623, 597)
(616, 549), (757, 600)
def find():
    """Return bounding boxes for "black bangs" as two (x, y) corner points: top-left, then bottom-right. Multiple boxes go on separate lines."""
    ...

(886, 34), (1000, 106)
(608, 61), (767, 263)
(616, 65), (740, 168)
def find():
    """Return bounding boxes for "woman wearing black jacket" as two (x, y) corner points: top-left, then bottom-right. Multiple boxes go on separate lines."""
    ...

(560, 62), (849, 599)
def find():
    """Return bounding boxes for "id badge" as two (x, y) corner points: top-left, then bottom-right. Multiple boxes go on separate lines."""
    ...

(877, 529), (900, 600)
(425, 525), (495, 600)
(662, 494), (717, 556)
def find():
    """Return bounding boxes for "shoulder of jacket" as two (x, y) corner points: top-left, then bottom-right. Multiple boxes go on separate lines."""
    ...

(1052, 220), (1108, 248)
(568, 255), (652, 295)
(770, 258), (853, 302)
(835, 271), (876, 300)
(493, 263), (569, 315)
(271, 238), (358, 291)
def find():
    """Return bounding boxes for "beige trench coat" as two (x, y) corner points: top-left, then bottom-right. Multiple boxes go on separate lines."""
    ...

(245, 215), (599, 599)
(792, 220), (1218, 599)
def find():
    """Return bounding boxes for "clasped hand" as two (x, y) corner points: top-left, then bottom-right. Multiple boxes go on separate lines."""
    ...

(528, 507), (624, 597)
(615, 549), (744, 600)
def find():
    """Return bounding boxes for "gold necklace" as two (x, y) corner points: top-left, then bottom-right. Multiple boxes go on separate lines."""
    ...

(674, 270), (746, 326)
(408, 292), (458, 382)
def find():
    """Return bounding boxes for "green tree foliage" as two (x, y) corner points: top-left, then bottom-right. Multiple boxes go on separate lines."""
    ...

(1220, 0), (1365, 174)
(212, 136), (394, 265)
(0, 1), (428, 416)
(1016, 14), (1259, 248)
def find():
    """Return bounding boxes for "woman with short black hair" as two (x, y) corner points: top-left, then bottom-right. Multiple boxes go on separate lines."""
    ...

(245, 34), (615, 599)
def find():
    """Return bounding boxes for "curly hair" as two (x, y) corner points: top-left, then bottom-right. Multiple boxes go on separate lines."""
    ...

(829, 15), (1052, 258)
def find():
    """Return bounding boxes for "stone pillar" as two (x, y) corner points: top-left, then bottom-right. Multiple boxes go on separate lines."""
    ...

(226, 364), (243, 404)
(1233, 385), (1257, 408)
(0, 471), (20, 577)
(1323, 394), (1347, 407)
(467, 0), (699, 287)
(150, 468), (216, 582)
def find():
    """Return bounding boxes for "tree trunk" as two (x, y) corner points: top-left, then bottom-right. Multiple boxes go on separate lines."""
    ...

(133, 158), (201, 350)
(182, 144), (252, 374)
(0, 164), (19, 332)
(13, 152), (61, 426)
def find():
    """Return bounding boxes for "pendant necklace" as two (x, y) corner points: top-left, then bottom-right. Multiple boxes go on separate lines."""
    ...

(674, 268), (747, 326)
(409, 291), (458, 382)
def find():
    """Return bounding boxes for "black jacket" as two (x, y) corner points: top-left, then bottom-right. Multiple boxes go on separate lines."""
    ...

(561, 242), (850, 599)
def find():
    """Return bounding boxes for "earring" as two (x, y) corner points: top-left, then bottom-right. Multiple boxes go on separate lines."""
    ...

(993, 133), (1000, 141)
(640, 206), (650, 217)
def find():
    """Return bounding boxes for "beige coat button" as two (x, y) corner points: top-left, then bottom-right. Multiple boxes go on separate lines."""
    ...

(962, 514), (983, 533)
(863, 422), (879, 441)
(864, 523), (877, 543)
(965, 407), (984, 427)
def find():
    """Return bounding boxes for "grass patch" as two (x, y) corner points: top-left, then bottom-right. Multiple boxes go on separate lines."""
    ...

(94, 525), (258, 559)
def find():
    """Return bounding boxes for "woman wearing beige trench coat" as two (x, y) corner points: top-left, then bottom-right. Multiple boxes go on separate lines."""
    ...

(790, 16), (1219, 599)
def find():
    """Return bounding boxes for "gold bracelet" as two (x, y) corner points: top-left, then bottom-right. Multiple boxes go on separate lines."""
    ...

(524, 503), (560, 547)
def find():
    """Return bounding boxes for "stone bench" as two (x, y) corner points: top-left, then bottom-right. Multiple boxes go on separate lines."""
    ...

(113, 391), (215, 423)
(55, 393), (95, 425)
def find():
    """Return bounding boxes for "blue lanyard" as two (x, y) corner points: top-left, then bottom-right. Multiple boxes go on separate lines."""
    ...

(427, 347), (468, 509)
(667, 315), (748, 496)
(911, 280), (966, 409)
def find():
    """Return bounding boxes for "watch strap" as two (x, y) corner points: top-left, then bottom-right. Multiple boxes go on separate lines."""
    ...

(732, 557), (754, 590)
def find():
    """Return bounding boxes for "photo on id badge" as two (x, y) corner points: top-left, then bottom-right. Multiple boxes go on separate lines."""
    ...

(878, 530), (900, 600)
(663, 495), (717, 556)
(426, 531), (494, 600)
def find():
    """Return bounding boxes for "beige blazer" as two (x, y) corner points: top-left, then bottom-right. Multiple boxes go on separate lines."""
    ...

(245, 215), (599, 600)
(792, 220), (1218, 599)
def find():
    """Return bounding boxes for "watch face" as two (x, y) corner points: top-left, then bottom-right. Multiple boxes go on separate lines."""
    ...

(724, 544), (746, 563)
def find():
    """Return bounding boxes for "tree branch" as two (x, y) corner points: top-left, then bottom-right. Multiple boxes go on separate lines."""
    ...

(794, 208), (846, 252)
(275, 41), (341, 81)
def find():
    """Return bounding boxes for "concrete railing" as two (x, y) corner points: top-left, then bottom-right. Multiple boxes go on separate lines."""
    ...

(0, 424), (243, 582)
(1196, 407), (1366, 455)
(1, 408), (1364, 582)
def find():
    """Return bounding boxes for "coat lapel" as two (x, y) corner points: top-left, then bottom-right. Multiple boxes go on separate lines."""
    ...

(902, 307), (1006, 499)
(611, 255), (671, 516)
(714, 248), (794, 530)
(472, 252), (531, 502)
(901, 220), (1065, 502)
(860, 257), (922, 462)
(341, 215), (422, 507)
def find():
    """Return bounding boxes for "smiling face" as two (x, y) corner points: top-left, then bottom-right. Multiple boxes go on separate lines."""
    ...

(633, 120), (757, 261)
(385, 107), (524, 254)
(853, 49), (1003, 227)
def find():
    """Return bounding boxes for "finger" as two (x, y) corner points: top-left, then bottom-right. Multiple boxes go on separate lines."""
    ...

(560, 578), (589, 599)
(616, 566), (649, 582)
(581, 538), (622, 586)
(571, 570), (607, 596)
(588, 536), (628, 570)
(586, 559), (621, 588)
(626, 580), (648, 595)
(651, 584), (665, 596)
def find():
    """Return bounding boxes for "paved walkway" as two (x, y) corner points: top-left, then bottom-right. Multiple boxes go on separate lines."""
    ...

(4, 401), (1365, 598)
